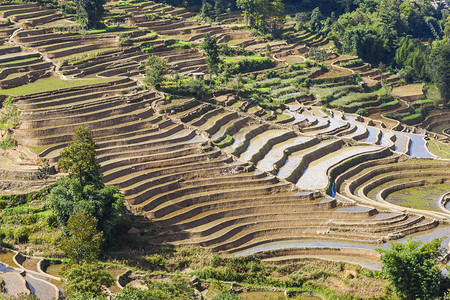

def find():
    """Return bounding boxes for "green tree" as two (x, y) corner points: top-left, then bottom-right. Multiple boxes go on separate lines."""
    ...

(75, 0), (105, 29)
(53, 126), (126, 243)
(444, 15), (450, 42)
(145, 55), (169, 89)
(58, 126), (100, 185)
(310, 7), (323, 33)
(429, 43), (450, 105)
(378, 238), (444, 300)
(50, 177), (125, 242)
(202, 33), (221, 87)
(65, 263), (114, 296)
(59, 210), (103, 264)
(200, 0), (213, 20)
(236, 0), (284, 33)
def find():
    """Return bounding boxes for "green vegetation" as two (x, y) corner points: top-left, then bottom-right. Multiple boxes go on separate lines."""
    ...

(59, 210), (103, 264)
(215, 135), (234, 148)
(223, 56), (274, 74)
(203, 33), (221, 85)
(145, 55), (169, 89)
(58, 126), (101, 184)
(64, 263), (114, 296)
(429, 43), (450, 105)
(0, 77), (116, 96)
(236, 0), (285, 35)
(51, 126), (126, 244)
(0, 96), (20, 130)
(386, 183), (450, 212)
(0, 186), (57, 252)
(0, 135), (15, 150)
(427, 140), (450, 160)
(378, 239), (447, 300)
(75, 0), (106, 28)
(114, 275), (197, 299)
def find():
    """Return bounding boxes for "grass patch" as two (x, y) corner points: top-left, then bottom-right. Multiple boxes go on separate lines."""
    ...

(215, 135), (234, 148)
(275, 113), (291, 122)
(386, 183), (450, 212)
(28, 144), (53, 155)
(0, 77), (116, 96)
(373, 87), (387, 95)
(427, 140), (450, 159)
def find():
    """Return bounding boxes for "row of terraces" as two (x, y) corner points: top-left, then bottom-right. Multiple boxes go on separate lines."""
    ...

(420, 110), (450, 139)
(61, 47), (207, 79)
(0, 262), (58, 300)
(334, 155), (450, 221)
(283, 23), (331, 48)
(11, 28), (119, 61)
(113, 1), (228, 42)
(106, 0), (195, 20)
(8, 78), (440, 257)
(0, 45), (54, 89)
(333, 56), (402, 87)
(0, 3), (63, 28)
(163, 98), (435, 193)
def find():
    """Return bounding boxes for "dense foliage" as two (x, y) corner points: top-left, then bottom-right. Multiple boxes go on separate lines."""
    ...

(236, 0), (285, 34)
(59, 210), (103, 264)
(65, 263), (114, 296)
(145, 55), (169, 89)
(76, 0), (106, 28)
(378, 238), (445, 300)
(58, 126), (101, 185)
(202, 33), (221, 82)
(429, 43), (450, 104)
(52, 126), (126, 244)
(114, 276), (196, 299)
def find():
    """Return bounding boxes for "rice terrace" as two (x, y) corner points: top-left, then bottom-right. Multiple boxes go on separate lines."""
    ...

(0, 0), (449, 299)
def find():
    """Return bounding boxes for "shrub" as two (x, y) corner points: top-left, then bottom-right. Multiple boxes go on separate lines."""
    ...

(224, 57), (275, 74)
(356, 108), (368, 116)
(0, 135), (15, 150)
(145, 254), (166, 270)
(341, 59), (363, 68)
(14, 227), (31, 243)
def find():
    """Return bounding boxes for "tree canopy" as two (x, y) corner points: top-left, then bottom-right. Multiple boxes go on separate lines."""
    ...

(429, 42), (450, 105)
(236, 0), (285, 34)
(145, 55), (169, 89)
(202, 33), (221, 85)
(58, 126), (101, 186)
(378, 238), (445, 300)
(59, 210), (103, 264)
(65, 263), (114, 296)
(75, 0), (105, 28)
(52, 126), (125, 244)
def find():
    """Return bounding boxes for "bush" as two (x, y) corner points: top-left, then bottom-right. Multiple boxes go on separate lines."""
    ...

(341, 59), (363, 68)
(356, 108), (368, 116)
(145, 254), (166, 270)
(14, 227), (31, 243)
(224, 57), (274, 75)
(0, 135), (16, 150)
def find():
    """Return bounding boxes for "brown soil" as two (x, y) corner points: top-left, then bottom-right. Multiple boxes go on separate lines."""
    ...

(21, 257), (40, 272)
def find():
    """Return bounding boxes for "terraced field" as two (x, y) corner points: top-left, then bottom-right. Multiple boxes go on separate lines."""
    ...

(0, 2), (449, 294)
